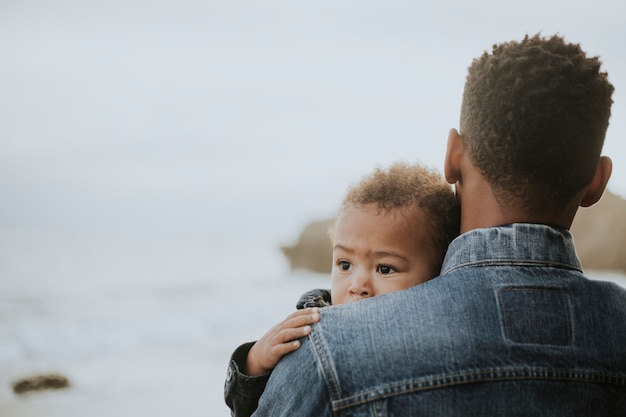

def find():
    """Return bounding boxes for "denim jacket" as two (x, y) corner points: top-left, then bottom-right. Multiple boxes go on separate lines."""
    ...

(252, 224), (626, 416)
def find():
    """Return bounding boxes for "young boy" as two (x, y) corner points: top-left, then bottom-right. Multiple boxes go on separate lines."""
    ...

(224, 161), (460, 417)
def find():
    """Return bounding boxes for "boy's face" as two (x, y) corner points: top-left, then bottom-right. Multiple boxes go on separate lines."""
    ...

(330, 203), (441, 305)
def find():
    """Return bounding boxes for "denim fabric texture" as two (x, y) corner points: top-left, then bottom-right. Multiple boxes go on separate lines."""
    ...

(253, 224), (626, 416)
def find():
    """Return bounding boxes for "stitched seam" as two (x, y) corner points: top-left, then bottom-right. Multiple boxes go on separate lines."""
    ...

(309, 323), (342, 402)
(331, 368), (626, 412)
(498, 287), (572, 345)
(443, 260), (582, 275)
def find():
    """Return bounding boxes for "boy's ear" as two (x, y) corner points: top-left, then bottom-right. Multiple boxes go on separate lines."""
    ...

(444, 129), (465, 184)
(580, 156), (612, 207)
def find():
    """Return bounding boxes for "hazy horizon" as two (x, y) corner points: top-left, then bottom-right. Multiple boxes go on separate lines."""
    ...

(2, 1), (626, 250)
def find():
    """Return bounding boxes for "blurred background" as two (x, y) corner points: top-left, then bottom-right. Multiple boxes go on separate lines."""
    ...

(1, 1), (625, 416)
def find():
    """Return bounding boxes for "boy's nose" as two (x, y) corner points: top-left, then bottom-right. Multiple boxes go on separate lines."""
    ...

(348, 271), (373, 299)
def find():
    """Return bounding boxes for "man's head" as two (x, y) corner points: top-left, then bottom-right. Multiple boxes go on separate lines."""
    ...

(457, 34), (614, 216)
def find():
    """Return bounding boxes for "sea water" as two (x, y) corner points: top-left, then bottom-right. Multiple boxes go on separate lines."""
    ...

(0, 234), (330, 417)
(0, 235), (624, 417)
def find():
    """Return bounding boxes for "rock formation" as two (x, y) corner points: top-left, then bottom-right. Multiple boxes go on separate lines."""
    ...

(570, 188), (626, 272)
(12, 374), (70, 395)
(281, 219), (334, 273)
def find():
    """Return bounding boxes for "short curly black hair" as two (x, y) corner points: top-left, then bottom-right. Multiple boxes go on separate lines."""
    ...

(339, 162), (460, 257)
(460, 34), (614, 213)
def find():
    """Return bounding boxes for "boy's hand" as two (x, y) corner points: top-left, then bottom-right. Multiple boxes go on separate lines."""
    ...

(245, 308), (321, 376)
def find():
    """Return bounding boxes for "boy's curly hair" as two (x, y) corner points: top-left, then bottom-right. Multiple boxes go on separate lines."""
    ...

(460, 34), (614, 213)
(339, 162), (460, 256)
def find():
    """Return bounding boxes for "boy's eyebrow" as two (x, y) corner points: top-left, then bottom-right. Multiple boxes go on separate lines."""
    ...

(334, 244), (410, 263)
(372, 251), (410, 263)
(333, 244), (354, 253)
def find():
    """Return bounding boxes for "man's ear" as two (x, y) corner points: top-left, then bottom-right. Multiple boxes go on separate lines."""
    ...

(444, 129), (465, 184)
(580, 156), (613, 207)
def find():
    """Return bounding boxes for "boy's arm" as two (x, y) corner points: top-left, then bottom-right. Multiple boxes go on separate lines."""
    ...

(224, 308), (321, 416)
(225, 342), (271, 417)
(246, 308), (320, 375)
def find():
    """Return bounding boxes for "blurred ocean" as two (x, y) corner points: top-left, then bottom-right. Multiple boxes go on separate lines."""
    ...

(0, 234), (330, 417)
(1, 233), (625, 417)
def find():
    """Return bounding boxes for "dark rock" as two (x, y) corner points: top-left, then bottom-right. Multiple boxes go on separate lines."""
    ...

(571, 188), (626, 273)
(281, 218), (333, 274)
(12, 374), (70, 395)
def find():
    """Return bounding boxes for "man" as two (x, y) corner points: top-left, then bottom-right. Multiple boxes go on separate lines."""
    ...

(252, 34), (626, 415)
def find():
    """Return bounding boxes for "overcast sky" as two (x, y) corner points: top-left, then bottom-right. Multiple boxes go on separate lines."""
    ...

(1, 0), (625, 246)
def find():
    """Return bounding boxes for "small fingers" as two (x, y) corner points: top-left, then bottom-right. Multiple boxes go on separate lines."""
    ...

(273, 337), (304, 356)
(277, 324), (312, 344)
(267, 307), (321, 348)
(283, 308), (321, 328)
(272, 342), (297, 357)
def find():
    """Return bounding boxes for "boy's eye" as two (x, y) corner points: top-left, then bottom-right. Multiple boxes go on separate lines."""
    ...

(377, 264), (396, 274)
(338, 260), (352, 271)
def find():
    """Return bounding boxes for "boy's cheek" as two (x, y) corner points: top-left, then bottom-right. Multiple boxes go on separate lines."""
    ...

(329, 285), (344, 305)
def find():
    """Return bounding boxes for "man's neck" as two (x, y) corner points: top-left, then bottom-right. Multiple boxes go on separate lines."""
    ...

(457, 174), (580, 234)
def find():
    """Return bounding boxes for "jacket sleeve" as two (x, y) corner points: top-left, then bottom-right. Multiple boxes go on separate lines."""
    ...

(296, 288), (332, 309)
(224, 341), (272, 417)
